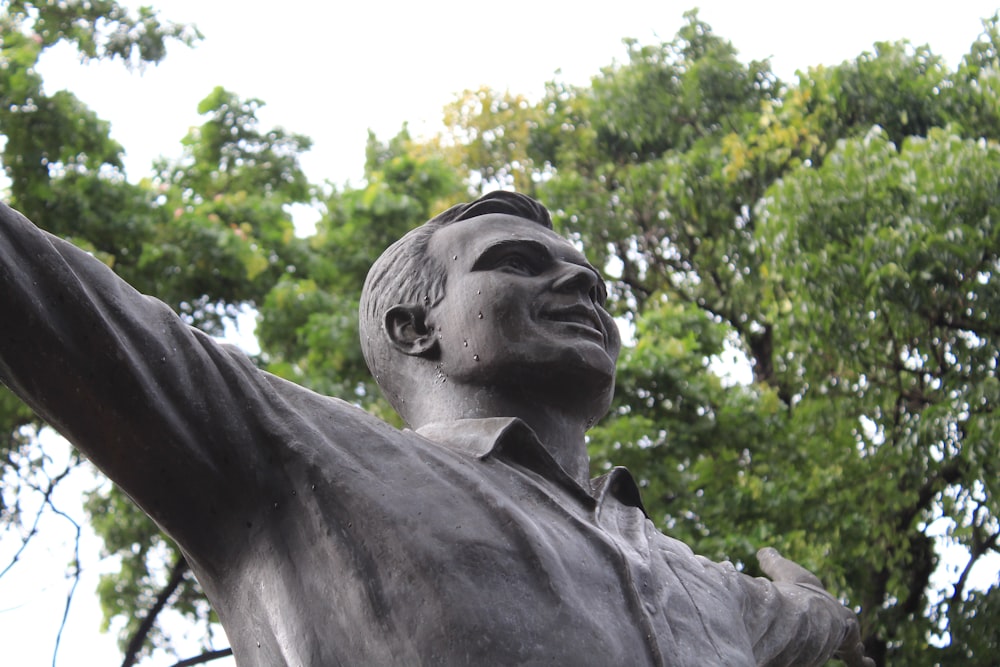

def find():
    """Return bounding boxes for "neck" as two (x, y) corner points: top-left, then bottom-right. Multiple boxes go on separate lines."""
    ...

(409, 383), (594, 487)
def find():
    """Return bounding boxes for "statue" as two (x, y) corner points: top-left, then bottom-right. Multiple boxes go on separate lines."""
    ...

(0, 192), (872, 666)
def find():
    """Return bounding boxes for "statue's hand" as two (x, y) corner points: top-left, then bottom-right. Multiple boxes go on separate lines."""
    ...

(758, 548), (875, 667)
(833, 614), (875, 667)
(757, 546), (823, 587)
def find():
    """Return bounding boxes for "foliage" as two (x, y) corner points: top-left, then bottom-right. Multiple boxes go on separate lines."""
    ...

(0, 2), (310, 661)
(761, 126), (1000, 662)
(256, 128), (466, 411)
(0, 0), (198, 449)
(439, 10), (1000, 665)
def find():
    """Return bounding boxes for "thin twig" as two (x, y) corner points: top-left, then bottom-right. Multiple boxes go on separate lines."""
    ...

(170, 648), (234, 667)
(46, 500), (82, 667)
(0, 464), (76, 580)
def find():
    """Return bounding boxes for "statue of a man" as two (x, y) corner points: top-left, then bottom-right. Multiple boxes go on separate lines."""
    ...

(0, 192), (871, 666)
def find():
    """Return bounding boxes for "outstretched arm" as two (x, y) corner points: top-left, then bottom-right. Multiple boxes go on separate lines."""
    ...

(731, 546), (874, 667)
(0, 202), (278, 550)
(757, 548), (873, 667)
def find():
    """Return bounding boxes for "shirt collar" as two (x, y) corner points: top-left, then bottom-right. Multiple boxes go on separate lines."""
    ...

(415, 417), (647, 517)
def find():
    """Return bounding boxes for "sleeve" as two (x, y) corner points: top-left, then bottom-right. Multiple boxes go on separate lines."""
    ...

(0, 201), (285, 552)
(734, 567), (855, 667)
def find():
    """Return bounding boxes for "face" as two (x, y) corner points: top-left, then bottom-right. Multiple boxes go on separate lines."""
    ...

(425, 214), (621, 415)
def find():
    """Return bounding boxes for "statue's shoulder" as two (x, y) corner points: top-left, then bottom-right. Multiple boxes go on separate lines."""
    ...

(258, 369), (405, 442)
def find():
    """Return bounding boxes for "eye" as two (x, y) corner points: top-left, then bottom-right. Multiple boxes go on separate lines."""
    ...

(496, 253), (537, 275)
(471, 240), (551, 275)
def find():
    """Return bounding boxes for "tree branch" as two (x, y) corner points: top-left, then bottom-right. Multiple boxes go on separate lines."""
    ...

(47, 500), (81, 667)
(0, 463), (76, 580)
(120, 556), (190, 667)
(950, 504), (1000, 606)
(897, 457), (966, 532)
(170, 648), (234, 667)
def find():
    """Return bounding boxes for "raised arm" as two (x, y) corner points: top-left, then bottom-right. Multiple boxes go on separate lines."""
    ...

(0, 202), (280, 549)
(754, 548), (872, 667)
(731, 547), (873, 667)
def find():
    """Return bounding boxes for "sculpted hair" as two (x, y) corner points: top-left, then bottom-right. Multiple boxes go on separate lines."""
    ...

(359, 191), (552, 411)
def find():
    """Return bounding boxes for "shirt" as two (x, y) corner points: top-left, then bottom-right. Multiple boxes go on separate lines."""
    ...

(0, 202), (850, 666)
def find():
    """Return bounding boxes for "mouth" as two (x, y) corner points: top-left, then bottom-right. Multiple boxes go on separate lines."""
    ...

(540, 306), (605, 342)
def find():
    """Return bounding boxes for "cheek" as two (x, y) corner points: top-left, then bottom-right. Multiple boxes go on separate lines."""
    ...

(436, 285), (498, 364)
(485, 296), (534, 343)
(465, 280), (523, 326)
(441, 278), (535, 355)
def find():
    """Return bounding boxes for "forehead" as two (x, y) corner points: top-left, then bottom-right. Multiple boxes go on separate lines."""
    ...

(429, 213), (590, 266)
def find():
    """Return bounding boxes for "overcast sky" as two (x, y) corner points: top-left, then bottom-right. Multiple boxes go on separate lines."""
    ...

(4, 1), (1000, 665)
(35, 0), (1000, 190)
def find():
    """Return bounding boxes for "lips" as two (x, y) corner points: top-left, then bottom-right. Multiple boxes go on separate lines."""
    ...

(540, 305), (605, 341)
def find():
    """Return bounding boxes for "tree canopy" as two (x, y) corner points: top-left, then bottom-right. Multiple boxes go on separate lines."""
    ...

(1, 3), (998, 665)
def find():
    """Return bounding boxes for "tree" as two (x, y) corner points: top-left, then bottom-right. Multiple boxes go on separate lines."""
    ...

(439, 10), (1000, 665)
(0, 2), (203, 663)
(81, 83), (317, 665)
(257, 128), (465, 412)
(761, 125), (1000, 664)
(0, 3), (314, 664)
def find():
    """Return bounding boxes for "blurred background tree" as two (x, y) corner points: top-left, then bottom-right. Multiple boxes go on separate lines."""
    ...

(1, 3), (998, 665)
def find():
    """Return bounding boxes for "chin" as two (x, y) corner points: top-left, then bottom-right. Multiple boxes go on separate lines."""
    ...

(582, 390), (615, 430)
(528, 351), (616, 404)
(561, 346), (618, 386)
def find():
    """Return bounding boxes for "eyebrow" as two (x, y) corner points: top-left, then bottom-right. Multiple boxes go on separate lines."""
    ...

(471, 239), (552, 269)
(471, 239), (608, 303)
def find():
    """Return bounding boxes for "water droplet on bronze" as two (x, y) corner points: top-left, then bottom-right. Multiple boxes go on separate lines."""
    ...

(473, 355), (480, 361)
(477, 312), (483, 319)
(452, 254), (458, 260)
(463, 339), (468, 347)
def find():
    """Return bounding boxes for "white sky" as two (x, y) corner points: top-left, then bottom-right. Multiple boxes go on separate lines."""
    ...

(34, 0), (1000, 189)
(3, 1), (1000, 665)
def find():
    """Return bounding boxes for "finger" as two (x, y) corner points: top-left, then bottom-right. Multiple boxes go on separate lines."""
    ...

(840, 643), (874, 667)
(835, 610), (873, 667)
(757, 547), (824, 588)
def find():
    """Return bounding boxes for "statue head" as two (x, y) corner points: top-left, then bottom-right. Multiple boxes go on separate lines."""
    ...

(360, 191), (620, 428)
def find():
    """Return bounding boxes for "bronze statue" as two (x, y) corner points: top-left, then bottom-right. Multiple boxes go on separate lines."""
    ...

(0, 192), (871, 666)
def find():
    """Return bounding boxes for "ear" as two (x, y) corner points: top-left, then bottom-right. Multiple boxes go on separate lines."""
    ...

(385, 304), (438, 358)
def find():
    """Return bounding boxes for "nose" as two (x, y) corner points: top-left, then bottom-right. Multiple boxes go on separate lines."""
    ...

(552, 262), (601, 303)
